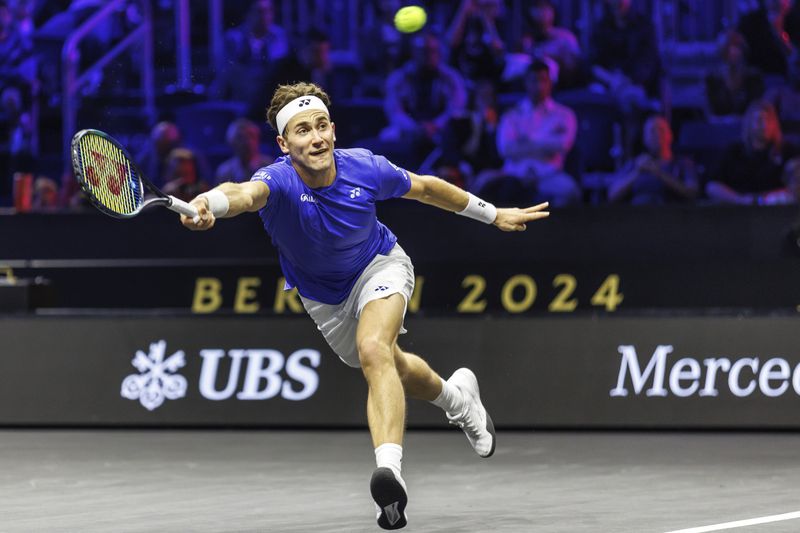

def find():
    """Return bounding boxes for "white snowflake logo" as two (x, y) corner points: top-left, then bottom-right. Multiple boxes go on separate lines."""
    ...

(121, 340), (187, 411)
(349, 187), (361, 199)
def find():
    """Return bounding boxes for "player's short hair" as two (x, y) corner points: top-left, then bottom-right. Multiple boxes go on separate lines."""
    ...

(266, 82), (332, 133)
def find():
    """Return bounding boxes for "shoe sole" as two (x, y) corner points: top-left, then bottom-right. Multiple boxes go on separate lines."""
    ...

(453, 368), (496, 458)
(371, 467), (408, 530)
(484, 410), (496, 458)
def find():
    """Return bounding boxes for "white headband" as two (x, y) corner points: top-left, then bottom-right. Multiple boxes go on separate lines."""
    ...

(275, 95), (329, 135)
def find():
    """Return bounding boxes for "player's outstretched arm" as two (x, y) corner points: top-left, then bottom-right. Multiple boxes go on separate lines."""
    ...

(403, 172), (549, 232)
(181, 180), (270, 231)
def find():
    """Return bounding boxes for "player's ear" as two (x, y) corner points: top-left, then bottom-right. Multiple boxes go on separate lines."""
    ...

(331, 122), (336, 143)
(276, 134), (290, 154)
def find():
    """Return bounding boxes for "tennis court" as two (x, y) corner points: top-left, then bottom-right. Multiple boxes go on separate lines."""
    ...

(2, 430), (798, 532)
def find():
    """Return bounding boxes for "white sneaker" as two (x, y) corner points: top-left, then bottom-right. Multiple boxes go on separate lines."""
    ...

(446, 368), (496, 458)
(371, 467), (408, 530)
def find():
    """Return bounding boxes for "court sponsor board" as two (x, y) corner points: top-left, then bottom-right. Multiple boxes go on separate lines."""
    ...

(3, 205), (800, 313)
(2, 315), (800, 427)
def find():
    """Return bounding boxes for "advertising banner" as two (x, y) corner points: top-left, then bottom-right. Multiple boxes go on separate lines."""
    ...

(3, 315), (800, 428)
(3, 205), (800, 312)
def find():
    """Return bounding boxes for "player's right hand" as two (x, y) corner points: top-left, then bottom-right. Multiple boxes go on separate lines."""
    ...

(181, 197), (215, 231)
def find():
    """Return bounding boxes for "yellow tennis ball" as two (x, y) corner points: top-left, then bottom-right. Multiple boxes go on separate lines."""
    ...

(394, 5), (427, 34)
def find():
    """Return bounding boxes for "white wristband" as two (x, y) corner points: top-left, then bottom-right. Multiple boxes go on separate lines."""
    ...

(199, 189), (229, 218)
(456, 193), (497, 224)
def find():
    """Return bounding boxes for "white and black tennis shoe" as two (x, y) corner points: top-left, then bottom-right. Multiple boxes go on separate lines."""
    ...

(371, 467), (408, 530)
(446, 368), (496, 458)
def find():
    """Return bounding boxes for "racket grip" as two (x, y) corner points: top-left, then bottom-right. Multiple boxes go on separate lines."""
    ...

(168, 196), (200, 221)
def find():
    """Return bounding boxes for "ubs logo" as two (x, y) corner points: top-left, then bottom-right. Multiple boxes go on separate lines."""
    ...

(121, 340), (187, 411)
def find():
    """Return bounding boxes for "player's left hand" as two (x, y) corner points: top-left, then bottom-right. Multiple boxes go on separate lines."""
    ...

(493, 202), (549, 232)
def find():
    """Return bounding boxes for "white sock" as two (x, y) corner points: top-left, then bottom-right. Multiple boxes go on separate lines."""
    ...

(431, 377), (464, 415)
(375, 443), (403, 479)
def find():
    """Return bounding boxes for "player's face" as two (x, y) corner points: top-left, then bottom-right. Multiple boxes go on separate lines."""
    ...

(278, 110), (336, 174)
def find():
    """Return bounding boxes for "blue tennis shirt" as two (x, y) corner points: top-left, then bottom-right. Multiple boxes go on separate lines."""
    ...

(250, 148), (412, 305)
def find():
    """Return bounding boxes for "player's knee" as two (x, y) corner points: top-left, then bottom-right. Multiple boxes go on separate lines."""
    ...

(357, 336), (393, 371)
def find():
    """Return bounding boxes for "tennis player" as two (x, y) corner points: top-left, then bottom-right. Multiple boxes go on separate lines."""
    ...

(181, 82), (549, 530)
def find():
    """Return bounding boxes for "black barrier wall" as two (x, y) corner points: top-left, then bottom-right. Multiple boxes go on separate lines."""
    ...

(3, 315), (800, 428)
(3, 204), (800, 312)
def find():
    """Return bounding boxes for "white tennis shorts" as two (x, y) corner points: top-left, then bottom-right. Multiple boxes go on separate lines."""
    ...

(300, 244), (415, 368)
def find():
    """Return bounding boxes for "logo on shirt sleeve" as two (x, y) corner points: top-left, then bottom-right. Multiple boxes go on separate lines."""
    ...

(349, 187), (361, 199)
(388, 161), (409, 180)
(252, 169), (271, 181)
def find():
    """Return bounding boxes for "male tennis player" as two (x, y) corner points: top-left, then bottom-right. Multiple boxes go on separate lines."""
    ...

(181, 82), (549, 530)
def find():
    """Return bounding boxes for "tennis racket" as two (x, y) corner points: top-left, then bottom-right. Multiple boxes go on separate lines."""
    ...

(71, 128), (199, 220)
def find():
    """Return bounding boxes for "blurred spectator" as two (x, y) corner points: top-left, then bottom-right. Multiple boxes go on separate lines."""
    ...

(12, 0), (34, 38)
(760, 156), (800, 203)
(1, 85), (34, 201)
(705, 30), (765, 117)
(59, 168), (92, 210)
(1, 85), (33, 159)
(35, 0), (111, 102)
(608, 116), (698, 204)
(268, 29), (352, 103)
(447, 0), (506, 84)
(222, 0), (288, 64)
(0, 0), (34, 86)
(359, 0), (407, 95)
(707, 100), (796, 204)
(591, 0), (662, 103)
(782, 154), (800, 197)
(136, 121), (182, 187)
(737, 0), (796, 77)
(210, 0), (289, 106)
(162, 148), (208, 202)
(214, 118), (273, 185)
(491, 60), (580, 206)
(590, 0), (662, 159)
(381, 33), (467, 164)
(520, 0), (582, 89)
(766, 49), (800, 129)
(31, 176), (58, 211)
(437, 79), (502, 189)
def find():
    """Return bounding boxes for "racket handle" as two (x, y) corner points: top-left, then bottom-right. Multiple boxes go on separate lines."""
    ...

(168, 196), (200, 221)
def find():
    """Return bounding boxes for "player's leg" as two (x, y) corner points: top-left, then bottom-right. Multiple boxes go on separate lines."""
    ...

(392, 346), (443, 400)
(357, 292), (409, 530)
(357, 292), (407, 447)
(394, 344), (496, 459)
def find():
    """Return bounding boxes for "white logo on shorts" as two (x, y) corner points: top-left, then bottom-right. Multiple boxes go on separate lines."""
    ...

(349, 187), (361, 199)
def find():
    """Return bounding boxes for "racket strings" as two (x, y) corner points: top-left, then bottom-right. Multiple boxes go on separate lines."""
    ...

(77, 134), (142, 215)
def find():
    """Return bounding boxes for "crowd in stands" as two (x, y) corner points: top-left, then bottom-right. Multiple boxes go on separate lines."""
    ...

(4, 0), (800, 211)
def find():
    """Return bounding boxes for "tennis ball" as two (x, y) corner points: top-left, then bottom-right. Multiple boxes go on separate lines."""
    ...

(394, 5), (427, 34)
